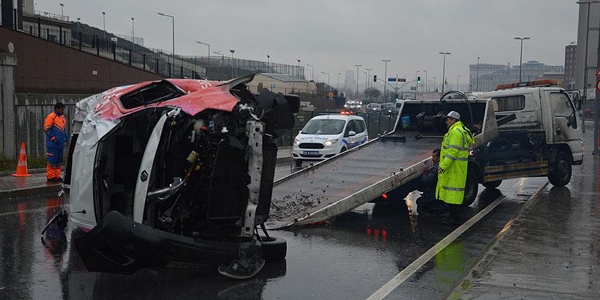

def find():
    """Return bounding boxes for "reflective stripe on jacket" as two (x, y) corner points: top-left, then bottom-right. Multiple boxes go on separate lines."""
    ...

(436, 121), (474, 205)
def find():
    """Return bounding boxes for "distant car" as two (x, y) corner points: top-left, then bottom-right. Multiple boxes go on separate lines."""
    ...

(293, 113), (368, 167)
(381, 102), (398, 114)
(366, 103), (382, 111)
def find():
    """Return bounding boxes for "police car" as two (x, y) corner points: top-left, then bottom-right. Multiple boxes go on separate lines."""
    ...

(293, 113), (368, 167)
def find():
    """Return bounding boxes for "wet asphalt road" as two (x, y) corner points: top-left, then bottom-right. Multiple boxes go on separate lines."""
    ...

(0, 161), (549, 300)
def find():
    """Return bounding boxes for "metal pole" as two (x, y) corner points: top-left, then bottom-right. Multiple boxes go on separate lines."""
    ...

(102, 12), (105, 39)
(594, 14), (600, 155)
(476, 57), (480, 92)
(366, 68), (372, 89)
(519, 39), (524, 82)
(354, 64), (361, 99)
(583, 2), (592, 133)
(440, 52), (450, 95)
(382, 60), (390, 101)
(131, 17), (135, 53)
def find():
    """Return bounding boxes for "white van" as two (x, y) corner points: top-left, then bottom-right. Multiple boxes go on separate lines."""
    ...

(292, 113), (368, 167)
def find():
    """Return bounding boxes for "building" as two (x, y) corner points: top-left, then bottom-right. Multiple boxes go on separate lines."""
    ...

(576, 1), (600, 96)
(247, 73), (316, 95)
(469, 61), (564, 92)
(564, 43), (577, 90)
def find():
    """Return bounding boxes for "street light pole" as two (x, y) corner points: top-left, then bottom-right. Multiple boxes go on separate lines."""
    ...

(514, 37), (530, 82)
(60, 3), (63, 17)
(230, 49), (236, 78)
(196, 41), (210, 61)
(213, 51), (224, 80)
(354, 64), (362, 99)
(439, 52), (451, 95)
(131, 17), (135, 52)
(476, 57), (480, 92)
(415, 71), (420, 99)
(382, 60), (390, 101)
(366, 68), (372, 89)
(306, 64), (315, 81)
(321, 72), (330, 92)
(267, 54), (270, 71)
(102, 12), (106, 39)
(297, 59), (301, 78)
(158, 12), (175, 76)
(432, 77), (437, 93)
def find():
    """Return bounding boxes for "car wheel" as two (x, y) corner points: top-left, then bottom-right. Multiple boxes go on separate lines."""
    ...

(462, 168), (479, 207)
(482, 180), (502, 189)
(340, 147), (347, 153)
(259, 237), (287, 262)
(548, 151), (572, 187)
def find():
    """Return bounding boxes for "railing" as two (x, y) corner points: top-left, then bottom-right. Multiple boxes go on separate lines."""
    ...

(18, 17), (305, 81)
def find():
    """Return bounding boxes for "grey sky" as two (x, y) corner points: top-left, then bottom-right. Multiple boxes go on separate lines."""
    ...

(39, 0), (578, 86)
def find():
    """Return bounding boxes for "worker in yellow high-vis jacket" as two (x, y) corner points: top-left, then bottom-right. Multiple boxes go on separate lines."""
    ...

(436, 111), (474, 225)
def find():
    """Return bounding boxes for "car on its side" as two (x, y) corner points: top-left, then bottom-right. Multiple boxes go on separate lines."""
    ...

(292, 113), (368, 167)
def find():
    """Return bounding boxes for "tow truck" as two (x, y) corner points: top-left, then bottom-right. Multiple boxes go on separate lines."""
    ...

(267, 80), (583, 229)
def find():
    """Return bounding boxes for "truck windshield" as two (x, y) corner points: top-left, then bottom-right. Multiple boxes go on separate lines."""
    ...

(303, 119), (346, 135)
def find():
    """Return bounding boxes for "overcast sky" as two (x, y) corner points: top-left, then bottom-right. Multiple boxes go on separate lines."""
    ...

(38, 0), (579, 88)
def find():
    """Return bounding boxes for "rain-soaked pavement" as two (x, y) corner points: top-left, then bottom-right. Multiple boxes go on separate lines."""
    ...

(1, 124), (599, 299)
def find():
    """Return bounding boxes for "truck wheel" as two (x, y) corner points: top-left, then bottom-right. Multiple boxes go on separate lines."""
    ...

(483, 180), (502, 189)
(260, 237), (287, 262)
(462, 168), (479, 207)
(294, 160), (302, 167)
(548, 151), (572, 187)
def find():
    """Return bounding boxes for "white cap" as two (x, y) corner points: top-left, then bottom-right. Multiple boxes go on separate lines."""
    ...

(445, 111), (460, 120)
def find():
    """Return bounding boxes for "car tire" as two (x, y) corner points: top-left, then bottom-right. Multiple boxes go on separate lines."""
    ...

(340, 147), (347, 153)
(482, 180), (502, 189)
(260, 237), (287, 262)
(462, 168), (479, 207)
(548, 150), (572, 187)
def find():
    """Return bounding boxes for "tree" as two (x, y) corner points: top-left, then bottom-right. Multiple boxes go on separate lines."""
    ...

(364, 87), (381, 100)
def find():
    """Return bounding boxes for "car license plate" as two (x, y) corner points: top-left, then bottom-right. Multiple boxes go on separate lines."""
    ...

(303, 151), (319, 156)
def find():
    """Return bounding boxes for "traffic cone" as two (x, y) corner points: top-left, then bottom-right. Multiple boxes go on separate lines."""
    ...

(12, 142), (32, 177)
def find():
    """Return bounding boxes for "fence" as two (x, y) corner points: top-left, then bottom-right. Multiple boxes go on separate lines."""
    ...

(276, 111), (398, 147)
(20, 17), (305, 81)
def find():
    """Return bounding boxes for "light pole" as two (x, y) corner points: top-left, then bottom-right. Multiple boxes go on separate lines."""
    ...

(158, 12), (175, 75)
(415, 71), (420, 99)
(131, 17), (135, 52)
(456, 74), (461, 91)
(439, 52), (451, 95)
(102, 12), (106, 39)
(321, 72), (330, 92)
(476, 57), (480, 92)
(297, 59), (301, 78)
(382, 60), (390, 101)
(266, 54), (270, 71)
(514, 37), (530, 82)
(196, 41), (210, 61)
(213, 51), (225, 80)
(230, 49), (235, 78)
(59, 3), (63, 17)
(306, 64), (315, 81)
(354, 64), (361, 99)
(366, 68), (372, 89)
(432, 76), (437, 93)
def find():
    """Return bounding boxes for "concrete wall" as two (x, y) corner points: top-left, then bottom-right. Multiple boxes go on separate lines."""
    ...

(0, 53), (17, 159)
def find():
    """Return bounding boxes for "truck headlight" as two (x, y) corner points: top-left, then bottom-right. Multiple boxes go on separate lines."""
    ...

(324, 139), (339, 146)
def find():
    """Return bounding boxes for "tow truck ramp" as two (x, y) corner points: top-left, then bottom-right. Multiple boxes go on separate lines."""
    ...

(266, 99), (498, 229)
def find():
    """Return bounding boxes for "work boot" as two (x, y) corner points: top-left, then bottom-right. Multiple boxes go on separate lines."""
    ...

(442, 204), (461, 225)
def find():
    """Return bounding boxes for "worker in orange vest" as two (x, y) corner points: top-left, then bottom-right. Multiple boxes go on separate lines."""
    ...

(44, 102), (69, 183)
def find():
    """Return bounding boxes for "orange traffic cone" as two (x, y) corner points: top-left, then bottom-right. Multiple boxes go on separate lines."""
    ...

(12, 142), (32, 177)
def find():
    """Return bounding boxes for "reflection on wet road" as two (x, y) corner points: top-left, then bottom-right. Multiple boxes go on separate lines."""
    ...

(0, 167), (547, 299)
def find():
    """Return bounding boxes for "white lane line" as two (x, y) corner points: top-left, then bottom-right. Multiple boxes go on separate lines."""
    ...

(366, 195), (507, 300)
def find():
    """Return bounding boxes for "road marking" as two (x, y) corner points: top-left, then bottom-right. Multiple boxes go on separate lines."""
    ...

(366, 194), (508, 300)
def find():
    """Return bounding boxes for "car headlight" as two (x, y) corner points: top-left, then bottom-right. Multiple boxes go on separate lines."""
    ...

(324, 139), (339, 146)
(294, 138), (300, 146)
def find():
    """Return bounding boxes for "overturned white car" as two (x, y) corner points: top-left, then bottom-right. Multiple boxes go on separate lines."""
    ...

(63, 74), (298, 279)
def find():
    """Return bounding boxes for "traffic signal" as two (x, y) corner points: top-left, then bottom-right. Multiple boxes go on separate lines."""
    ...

(373, 75), (377, 82)
(417, 76), (421, 84)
